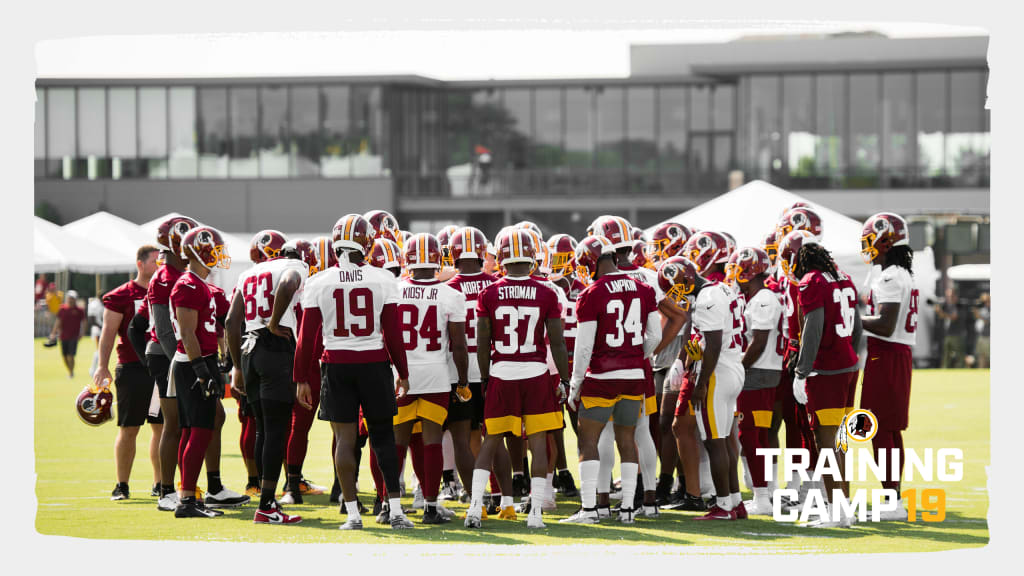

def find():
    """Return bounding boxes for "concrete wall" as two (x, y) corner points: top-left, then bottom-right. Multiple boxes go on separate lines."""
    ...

(35, 178), (393, 233)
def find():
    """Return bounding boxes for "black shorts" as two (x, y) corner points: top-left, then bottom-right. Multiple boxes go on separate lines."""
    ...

(146, 353), (172, 399)
(173, 356), (222, 430)
(60, 339), (78, 357)
(115, 362), (163, 426)
(241, 330), (296, 406)
(445, 381), (484, 429)
(318, 362), (396, 425)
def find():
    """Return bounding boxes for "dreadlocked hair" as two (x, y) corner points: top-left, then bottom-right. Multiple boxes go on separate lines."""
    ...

(886, 245), (914, 275)
(794, 243), (838, 280)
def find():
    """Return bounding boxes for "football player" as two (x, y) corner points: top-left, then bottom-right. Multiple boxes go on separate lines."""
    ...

(225, 230), (306, 524)
(464, 229), (571, 529)
(787, 237), (862, 527)
(436, 224), (460, 282)
(169, 227), (233, 518)
(860, 213), (918, 521)
(293, 214), (413, 530)
(561, 235), (661, 524)
(392, 233), (469, 524)
(95, 244), (162, 501)
(659, 255), (745, 520)
(729, 247), (785, 516)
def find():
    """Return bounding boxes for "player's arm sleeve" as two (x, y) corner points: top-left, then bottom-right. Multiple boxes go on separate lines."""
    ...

(851, 307), (864, 352)
(127, 312), (151, 368)
(795, 307), (824, 378)
(152, 303), (177, 359)
(570, 320), (596, 387)
(293, 306), (322, 385)
(381, 303), (409, 380)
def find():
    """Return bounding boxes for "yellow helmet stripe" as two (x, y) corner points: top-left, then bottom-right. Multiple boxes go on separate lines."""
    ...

(343, 216), (354, 241)
(616, 217), (630, 241)
(384, 241), (394, 262)
(464, 228), (472, 257)
(419, 234), (426, 264)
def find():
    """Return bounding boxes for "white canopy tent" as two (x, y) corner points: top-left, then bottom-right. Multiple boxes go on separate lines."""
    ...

(34, 217), (135, 274)
(63, 211), (154, 263)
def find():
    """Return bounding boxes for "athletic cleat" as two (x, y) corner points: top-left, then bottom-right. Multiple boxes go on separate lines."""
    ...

(560, 507), (599, 524)
(526, 514), (546, 529)
(458, 489), (470, 504)
(376, 505), (391, 525)
(693, 505), (735, 521)
(338, 518), (363, 530)
(498, 505), (517, 520)
(254, 501), (302, 525)
(297, 478), (326, 495)
(541, 498), (558, 512)
(205, 487), (250, 508)
(743, 499), (775, 516)
(618, 507), (636, 524)
(436, 501), (456, 520)
(486, 494), (501, 516)
(390, 513), (415, 529)
(439, 481), (460, 501)
(596, 505), (612, 519)
(464, 507), (483, 528)
(641, 505), (660, 519)
(372, 496), (383, 517)
(662, 493), (708, 512)
(279, 491), (302, 505)
(512, 474), (529, 498)
(734, 503), (748, 520)
(667, 487), (685, 506)
(111, 484), (129, 501)
(157, 492), (179, 511)
(654, 476), (673, 506)
(174, 498), (218, 518)
(877, 499), (909, 521)
(422, 506), (452, 525)
(357, 498), (368, 514)
(150, 483), (161, 497)
(245, 484), (260, 498)
(552, 471), (562, 493)
(557, 470), (578, 498)
(412, 485), (425, 509)
(516, 497), (531, 514)
(195, 500), (224, 516)
(329, 481), (341, 504)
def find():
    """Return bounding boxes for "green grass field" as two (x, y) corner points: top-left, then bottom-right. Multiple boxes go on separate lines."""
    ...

(34, 338), (990, 552)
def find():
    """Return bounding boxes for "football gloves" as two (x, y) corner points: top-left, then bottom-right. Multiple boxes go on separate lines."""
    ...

(191, 357), (222, 400)
(684, 340), (703, 362)
(792, 375), (808, 405)
(455, 383), (472, 403)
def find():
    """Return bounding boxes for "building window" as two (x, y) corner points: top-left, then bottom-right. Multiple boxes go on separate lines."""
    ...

(351, 86), (383, 176)
(657, 86), (687, 175)
(595, 86), (625, 173)
(35, 88), (46, 179)
(108, 87), (137, 179)
(814, 74), (845, 186)
(532, 88), (563, 168)
(882, 73), (913, 186)
(321, 85), (351, 178)
(76, 87), (108, 180)
(229, 87), (258, 178)
(782, 75), (813, 183)
(288, 86), (319, 177)
(258, 85), (288, 178)
(916, 72), (947, 182)
(747, 76), (780, 182)
(504, 88), (531, 171)
(198, 87), (229, 178)
(948, 70), (988, 186)
(168, 87), (197, 178)
(712, 85), (735, 131)
(627, 86), (656, 189)
(564, 87), (592, 169)
(46, 87), (75, 180)
(138, 87), (168, 179)
(848, 73), (880, 186)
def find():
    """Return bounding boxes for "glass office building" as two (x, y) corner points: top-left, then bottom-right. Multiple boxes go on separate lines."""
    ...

(35, 33), (989, 240)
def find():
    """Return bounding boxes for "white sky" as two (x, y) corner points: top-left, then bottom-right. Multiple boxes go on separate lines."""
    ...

(35, 22), (987, 81)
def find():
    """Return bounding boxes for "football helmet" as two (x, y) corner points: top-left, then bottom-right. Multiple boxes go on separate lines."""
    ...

(182, 227), (231, 270)
(683, 231), (728, 274)
(547, 234), (578, 281)
(364, 210), (402, 247)
(496, 229), (537, 268)
(646, 222), (692, 265)
(370, 238), (404, 272)
(404, 233), (442, 270)
(574, 235), (616, 283)
(308, 235), (338, 275)
(516, 220), (544, 241)
(592, 216), (634, 250)
(720, 231), (737, 263)
(76, 383), (113, 426)
(777, 230), (818, 282)
(761, 229), (779, 267)
(437, 225), (459, 268)
(657, 256), (700, 311)
(726, 247), (770, 285)
(777, 207), (823, 241)
(861, 212), (909, 264)
(535, 241), (554, 276)
(520, 228), (544, 255)
(332, 214), (373, 256)
(156, 216), (198, 259)
(249, 230), (288, 263)
(450, 226), (489, 262)
(283, 239), (316, 270)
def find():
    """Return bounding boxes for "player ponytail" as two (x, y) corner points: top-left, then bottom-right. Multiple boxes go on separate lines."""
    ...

(886, 245), (914, 276)
(794, 243), (838, 280)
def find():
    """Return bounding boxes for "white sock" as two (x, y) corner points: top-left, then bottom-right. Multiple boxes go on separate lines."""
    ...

(530, 477), (546, 516)
(753, 486), (770, 506)
(426, 500), (436, 510)
(598, 422), (615, 493)
(730, 492), (742, 508)
(470, 468), (489, 509)
(580, 459), (600, 509)
(345, 500), (361, 520)
(699, 444), (714, 496)
(501, 495), (512, 508)
(635, 415), (657, 491)
(620, 462), (639, 510)
(546, 472), (554, 502)
(741, 456), (753, 491)
(717, 495), (733, 511)
(441, 431), (455, 472)
(389, 497), (403, 517)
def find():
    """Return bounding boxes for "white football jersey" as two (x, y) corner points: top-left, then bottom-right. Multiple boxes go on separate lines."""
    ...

(301, 262), (400, 354)
(744, 287), (786, 371)
(623, 266), (664, 299)
(396, 278), (467, 394)
(868, 266), (919, 347)
(538, 278), (569, 376)
(691, 281), (745, 369)
(234, 258), (308, 333)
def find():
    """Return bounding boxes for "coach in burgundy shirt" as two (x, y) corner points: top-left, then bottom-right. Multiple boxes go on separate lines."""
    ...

(51, 290), (86, 378)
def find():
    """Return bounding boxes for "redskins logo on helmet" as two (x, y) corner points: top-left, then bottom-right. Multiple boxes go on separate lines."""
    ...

(726, 247), (770, 285)
(450, 226), (489, 263)
(183, 227), (231, 270)
(777, 230), (817, 281)
(777, 207), (823, 241)
(646, 222), (692, 266)
(332, 214), (373, 256)
(405, 233), (442, 270)
(547, 234), (578, 281)
(156, 216), (198, 260)
(249, 230), (288, 263)
(574, 235), (616, 283)
(657, 256), (699, 311)
(364, 210), (401, 247)
(497, 229), (537, 268)
(76, 383), (113, 426)
(370, 238), (404, 273)
(684, 231), (728, 274)
(860, 212), (909, 264)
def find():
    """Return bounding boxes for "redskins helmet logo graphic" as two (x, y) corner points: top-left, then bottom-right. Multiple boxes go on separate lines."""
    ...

(198, 230), (213, 244)
(666, 226), (681, 239)
(661, 262), (682, 283)
(739, 247), (756, 261)
(873, 218), (889, 233)
(174, 221), (192, 238)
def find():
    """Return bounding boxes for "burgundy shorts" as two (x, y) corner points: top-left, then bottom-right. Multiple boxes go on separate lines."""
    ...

(674, 370), (696, 418)
(860, 338), (912, 431)
(483, 373), (562, 437)
(737, 387), (777, 431)
(643, 361), (657, 415)
(845, 371), (859, 413)
(806, 372), (853, 429)
(395, 391), (450, 426)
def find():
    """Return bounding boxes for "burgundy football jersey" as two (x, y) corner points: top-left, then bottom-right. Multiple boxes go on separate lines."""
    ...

(476, 275), (561, 380)
(102, 280), (149, 364)
(146, 264), (184, 344)
(575, 272), (657, 376)
(780, 276), (801, 341)
(170, 270), (220, 358)
(447, 271), (497, 382)
(210, 284), (229, 338)
(797, 269), (858, 371)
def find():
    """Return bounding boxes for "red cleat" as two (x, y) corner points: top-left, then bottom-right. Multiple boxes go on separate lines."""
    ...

(254, 502), (302, 525)
(734, 503), (748, 519)
(693, 505), (735, 521)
